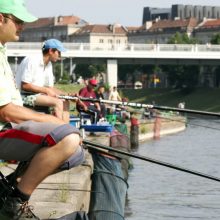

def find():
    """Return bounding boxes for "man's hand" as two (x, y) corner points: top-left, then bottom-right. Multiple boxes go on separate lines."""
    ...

(44, 87), (57, 97)
(95, 103), (101, 111)
(83, 105), (88, 111)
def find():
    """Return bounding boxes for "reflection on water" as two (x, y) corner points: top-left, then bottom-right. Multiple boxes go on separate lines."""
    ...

(125, 119), (220, 220)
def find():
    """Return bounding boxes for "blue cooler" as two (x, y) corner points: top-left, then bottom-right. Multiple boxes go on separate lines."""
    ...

(80, 124), (113, 132)
(69, 115), (80, 128)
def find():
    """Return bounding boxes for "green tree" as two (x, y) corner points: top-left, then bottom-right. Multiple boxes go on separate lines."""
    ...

(168, 32), (198, 44)
(118, 64), (155, 84)
(74, 64), (106, 79)
(210, 33), (220, 44)
(165, 32), (200, 90)
(210, 33), (220, 87)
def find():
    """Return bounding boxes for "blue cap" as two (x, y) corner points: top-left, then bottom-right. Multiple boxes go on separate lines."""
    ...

(42, 39), (67, 52)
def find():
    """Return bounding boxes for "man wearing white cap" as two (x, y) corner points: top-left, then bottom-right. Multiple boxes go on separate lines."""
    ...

(0, 0), (84, 219)
(16, 38), (71, 123)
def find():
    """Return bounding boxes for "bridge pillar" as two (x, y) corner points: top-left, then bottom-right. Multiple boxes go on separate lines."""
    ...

(107, 59), (118, 87)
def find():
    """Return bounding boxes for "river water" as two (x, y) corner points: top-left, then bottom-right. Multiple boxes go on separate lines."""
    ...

(125, 118), (220, 220)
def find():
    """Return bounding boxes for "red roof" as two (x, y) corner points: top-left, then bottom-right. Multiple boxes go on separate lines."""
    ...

(149, 18), (198, 31)
(74, 24), (128, 35)
(199, 19), (220, 29)
(24, 15), (85, 29)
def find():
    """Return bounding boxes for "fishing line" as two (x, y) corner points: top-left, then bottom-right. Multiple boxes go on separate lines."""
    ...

(83, 140), (220, 183)
(157, 115), (220, 131)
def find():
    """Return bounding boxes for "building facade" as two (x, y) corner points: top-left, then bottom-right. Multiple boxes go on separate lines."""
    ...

(143, 4), (220, 24)
(20, 15), (88, 42)
(69, 23), (128, 48)
(194, 19), (220, 43)
(128, 18), (198, 44)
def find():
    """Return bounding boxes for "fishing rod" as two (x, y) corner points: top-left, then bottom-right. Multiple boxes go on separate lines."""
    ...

(59, 95), (220, 130)
(58, 95), (220, 118)
(83, 140), (220, 183)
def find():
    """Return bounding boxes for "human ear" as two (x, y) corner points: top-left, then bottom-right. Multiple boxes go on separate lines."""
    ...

(0, 14), (4, 24)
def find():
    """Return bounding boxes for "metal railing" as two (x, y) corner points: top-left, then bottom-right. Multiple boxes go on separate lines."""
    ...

(6, 42), (220, 59)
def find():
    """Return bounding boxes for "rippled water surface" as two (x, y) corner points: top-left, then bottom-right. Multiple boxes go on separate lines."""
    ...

(125, 119), (220, 220)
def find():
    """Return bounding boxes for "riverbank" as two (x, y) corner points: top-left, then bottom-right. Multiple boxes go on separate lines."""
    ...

(138, 115), (186, 142)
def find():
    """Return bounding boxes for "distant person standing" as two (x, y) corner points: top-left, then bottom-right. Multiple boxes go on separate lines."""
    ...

(108, 86), (122, 114)
(109, 86), (122, 101)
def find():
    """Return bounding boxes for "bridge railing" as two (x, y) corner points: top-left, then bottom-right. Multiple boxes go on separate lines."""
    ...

(6, 42), (220, 57)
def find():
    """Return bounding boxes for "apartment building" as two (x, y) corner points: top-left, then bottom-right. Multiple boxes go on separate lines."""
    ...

(19, 12), (220, 45)
(194, 19), (220, 43)
(69, 23), (128, 48)
(20, 15), (88, 42)
(128, 18), (198, 44)
(143, 4), (220, 24)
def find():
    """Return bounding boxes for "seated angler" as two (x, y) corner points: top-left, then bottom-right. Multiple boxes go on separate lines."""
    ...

(15, 38), (71, 123)
(0, 1), (84, 219)
(76, 79), (103, 123)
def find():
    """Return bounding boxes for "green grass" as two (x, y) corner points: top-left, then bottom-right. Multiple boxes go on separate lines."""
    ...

(55, 84), (84, 113)
(55, 83), (83, 94)
(121, 88), (220, 112)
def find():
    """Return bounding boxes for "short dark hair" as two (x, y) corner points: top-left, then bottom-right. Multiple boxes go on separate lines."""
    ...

(42, 48), (57, 55)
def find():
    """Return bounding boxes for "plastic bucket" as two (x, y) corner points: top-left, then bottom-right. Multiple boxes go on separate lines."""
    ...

(106, 114), (117, 125)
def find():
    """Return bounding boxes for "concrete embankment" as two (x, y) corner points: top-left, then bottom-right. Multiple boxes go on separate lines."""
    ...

(0, 115), (186, 219)
(138, 115), (186, 142)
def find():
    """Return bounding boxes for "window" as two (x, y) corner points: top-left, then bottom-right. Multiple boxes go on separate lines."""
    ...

(99, 39), (104, 43)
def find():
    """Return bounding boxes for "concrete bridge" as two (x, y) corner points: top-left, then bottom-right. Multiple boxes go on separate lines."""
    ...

(7, 42), (220, 86)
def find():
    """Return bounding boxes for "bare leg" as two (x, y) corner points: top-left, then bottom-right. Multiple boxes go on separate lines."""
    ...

(17, 133), (80, 195)
(62, 100), (70, 123)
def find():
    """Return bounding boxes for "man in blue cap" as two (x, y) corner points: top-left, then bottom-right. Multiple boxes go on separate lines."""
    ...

(16, 38), (71, 123)
(0, 0), (84, 219)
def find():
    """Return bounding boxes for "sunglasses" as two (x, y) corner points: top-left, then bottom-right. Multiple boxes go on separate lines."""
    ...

(3, 14), (24, 26)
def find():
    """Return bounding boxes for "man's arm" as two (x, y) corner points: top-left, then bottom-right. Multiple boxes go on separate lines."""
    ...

(117, 92), (122, 101)
(50, 87), (67, 95)
(0, 103), (64, 125)
(22, 82), (57, 97)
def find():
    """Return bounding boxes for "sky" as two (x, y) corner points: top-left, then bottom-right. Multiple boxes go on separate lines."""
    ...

(27, 0), (220, 26)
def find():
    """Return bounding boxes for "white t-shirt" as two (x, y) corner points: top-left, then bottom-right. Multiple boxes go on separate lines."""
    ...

(109, 90), (121, 101)
(15, 54), (54, 91)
